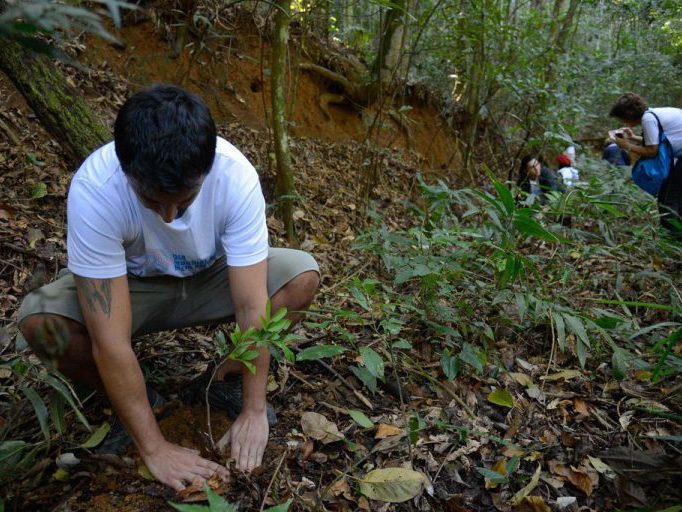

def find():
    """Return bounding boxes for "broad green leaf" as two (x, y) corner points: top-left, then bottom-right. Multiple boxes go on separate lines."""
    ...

(476, 467), (507, 484)
(350, 286), (371, 311)
(296, 345), (346, 362)
(350, 365), (377, 393)
(264, 498), (293, 512)
(349, 409), (374, 428)
(360, 346), (385, 379)
(440, 349), (459, 380)
(394, 264), (433, 285)
(492, 179), (515, 215)
(80, 423), (111, 449)
(593, 315), (625, 329)
(611, 347), (628, 381)
(459, 343), (483, 373)
(487, 388), (514, 408)
(270, 306), (288, 323)
(359, 468), (429, 503)
(20, 387), (49, 442)
(513, 215), (560, 243)
(392, 339), (412, 350)
(206, 486), (239, 512)
(505, 456), (520, 474)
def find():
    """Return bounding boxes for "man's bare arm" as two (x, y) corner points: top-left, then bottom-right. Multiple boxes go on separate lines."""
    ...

(74, 274), (227, 490)
(217, 260), (269, 471)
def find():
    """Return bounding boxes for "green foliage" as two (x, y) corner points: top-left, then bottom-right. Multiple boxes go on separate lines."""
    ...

(0, 1), (134, 53)
(168, 485), (292, 512)
(0, 355), (90, 485)
(215, 302), (298, 373)
(329, 163), (682, 388)
(169, 485), (238, 512)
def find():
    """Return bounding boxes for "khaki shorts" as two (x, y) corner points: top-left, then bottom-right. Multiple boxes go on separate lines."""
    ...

(17, 248), (319, 337)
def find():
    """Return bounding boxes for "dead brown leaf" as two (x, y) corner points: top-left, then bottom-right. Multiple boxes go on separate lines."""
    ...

(513, 496), (551, 512)
(485, 459), (508, 489)
(573, 398), (590, 416)
(549, 461), (598, 496)
(301, 411), (345, 444)
(374, 423), (403, 439)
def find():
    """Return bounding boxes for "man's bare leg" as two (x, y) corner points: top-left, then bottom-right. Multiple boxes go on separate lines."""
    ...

(19, 314), (103, 390)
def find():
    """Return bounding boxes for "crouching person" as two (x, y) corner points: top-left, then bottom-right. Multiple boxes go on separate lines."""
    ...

(17, 84), (320, 491)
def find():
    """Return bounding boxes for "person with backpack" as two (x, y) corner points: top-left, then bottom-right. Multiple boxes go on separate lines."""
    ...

(609, 92), (682, 238)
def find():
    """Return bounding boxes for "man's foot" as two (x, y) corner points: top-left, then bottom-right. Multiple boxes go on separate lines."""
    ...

(206, 373), (278, 426)
(95, 385), (167, 454)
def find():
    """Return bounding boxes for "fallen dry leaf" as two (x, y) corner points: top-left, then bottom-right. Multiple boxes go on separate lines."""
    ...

(549, 461), (598, 496)
(573, 398), (590, 416)
(540, 369), (582, 381)
(509, 372), (533, 387)
(513, 495), (551, 512)
(485, 459), (508, 489)
(375, 423), (403, 439)
(301, 411), (345, 444)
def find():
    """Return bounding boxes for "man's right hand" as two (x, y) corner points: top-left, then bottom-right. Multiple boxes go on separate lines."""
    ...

(142, 439), (229, 491)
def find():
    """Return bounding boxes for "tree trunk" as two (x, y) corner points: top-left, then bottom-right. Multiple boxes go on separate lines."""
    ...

(271, 0), (296, 243)
(373, 0), (408, 88)
(0, 41), (110, 167)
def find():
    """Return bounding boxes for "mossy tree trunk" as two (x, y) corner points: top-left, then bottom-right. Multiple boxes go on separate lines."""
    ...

(271, 0), (296, 243)
(0, 41), (110, 167)
(373, 0), (408, 89)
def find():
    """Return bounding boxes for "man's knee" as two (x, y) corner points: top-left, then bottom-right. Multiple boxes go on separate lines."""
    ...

(19, 314), (86, 363)
(277, 270), (320, 309)
(291, 270), (320, 299)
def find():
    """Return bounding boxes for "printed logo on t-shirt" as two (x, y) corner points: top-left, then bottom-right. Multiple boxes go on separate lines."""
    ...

(172, 254), (215, 273)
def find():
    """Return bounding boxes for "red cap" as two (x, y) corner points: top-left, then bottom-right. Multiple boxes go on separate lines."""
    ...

(557, 153), (572, 166)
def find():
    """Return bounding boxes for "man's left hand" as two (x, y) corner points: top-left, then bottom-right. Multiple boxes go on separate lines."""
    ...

(217, 408), (269, 471)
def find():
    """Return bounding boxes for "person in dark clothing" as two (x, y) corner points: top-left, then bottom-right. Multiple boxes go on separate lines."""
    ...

(602, 140), (631, 167)
(517, 155), (563, 204)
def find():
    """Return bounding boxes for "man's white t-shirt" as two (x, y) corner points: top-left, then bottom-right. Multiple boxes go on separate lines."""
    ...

(642, 108), (682, 157)
(67, 137), (269, 279)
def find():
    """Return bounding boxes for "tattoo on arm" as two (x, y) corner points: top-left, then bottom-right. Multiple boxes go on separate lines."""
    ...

(75, 277), (113, 317)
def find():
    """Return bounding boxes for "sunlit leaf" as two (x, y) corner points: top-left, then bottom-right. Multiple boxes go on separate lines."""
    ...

(359, 467), (430, 503)
(360, 346), (384, 379)
(296, 345), (346, 361)
(487, 388), (514, 408)
(349, 409), (374, 428)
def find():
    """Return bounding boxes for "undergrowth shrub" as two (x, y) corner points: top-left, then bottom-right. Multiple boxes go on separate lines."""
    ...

(314, 160), (682, 392)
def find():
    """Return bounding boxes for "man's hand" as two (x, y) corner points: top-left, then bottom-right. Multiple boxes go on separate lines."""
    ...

(142, 439), (229, 491)
(217, 408), (269, 472)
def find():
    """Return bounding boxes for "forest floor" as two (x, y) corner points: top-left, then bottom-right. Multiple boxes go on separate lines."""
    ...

(1, 11), (681, 512)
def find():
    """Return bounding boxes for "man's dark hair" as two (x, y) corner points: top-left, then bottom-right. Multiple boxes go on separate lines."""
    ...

(114, 84), (216, 193)
(609, 92), (648, 122)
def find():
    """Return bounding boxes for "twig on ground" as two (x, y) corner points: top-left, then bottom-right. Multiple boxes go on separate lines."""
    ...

(293, 346), (373, 409)
(259, 449), (288, 512)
